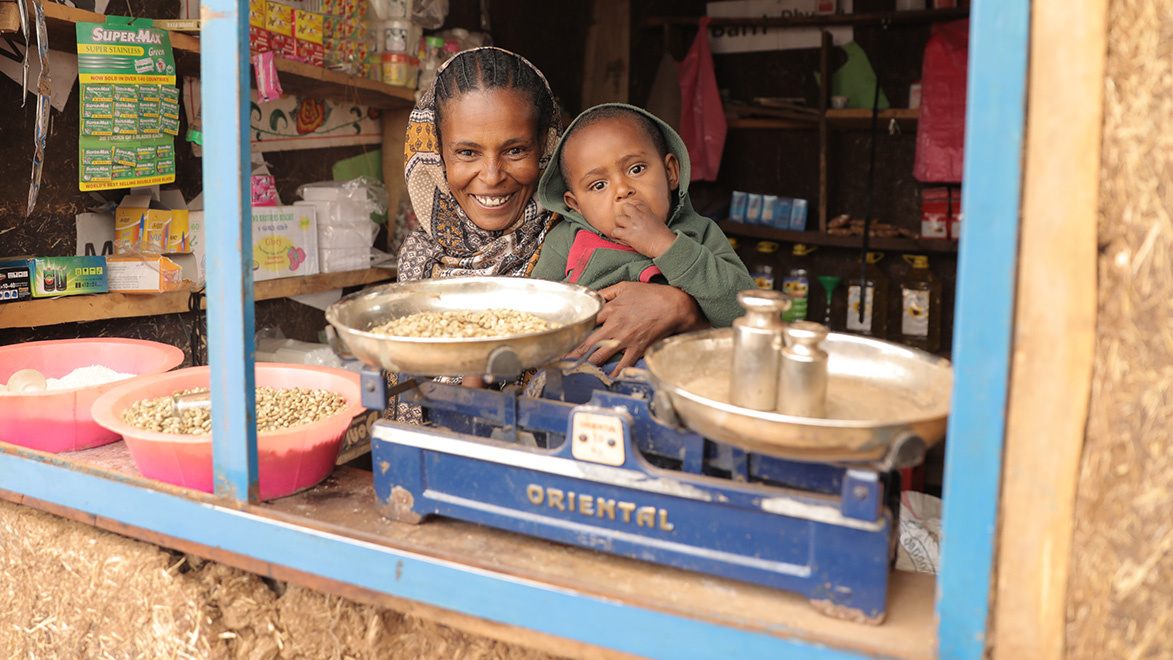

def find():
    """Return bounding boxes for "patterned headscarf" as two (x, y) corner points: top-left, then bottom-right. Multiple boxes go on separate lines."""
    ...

(397, 47), (563, 282)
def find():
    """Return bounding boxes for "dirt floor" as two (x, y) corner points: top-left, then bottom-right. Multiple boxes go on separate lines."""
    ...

(0, 499), (563, 659)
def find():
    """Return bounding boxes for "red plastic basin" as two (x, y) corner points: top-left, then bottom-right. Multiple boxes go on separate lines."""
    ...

(0, 338), (186, 453)
(91, 363), (364, 501)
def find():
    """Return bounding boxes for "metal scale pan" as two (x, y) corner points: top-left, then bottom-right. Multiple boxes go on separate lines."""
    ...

(325, 277), (604, 377)
(644, 328), (953, 463)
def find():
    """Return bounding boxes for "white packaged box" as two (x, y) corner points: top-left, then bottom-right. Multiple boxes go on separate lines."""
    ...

(252, 205), (319, 281)
(295, 187), (378, 273)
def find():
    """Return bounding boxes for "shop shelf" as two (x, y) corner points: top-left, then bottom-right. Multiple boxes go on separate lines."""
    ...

(0, 267), (396, 329)
(719, 221), (960, 254)
(642, 7), (970, 29)
(41, 3), (416, 109)
(728, 108), (920, 131)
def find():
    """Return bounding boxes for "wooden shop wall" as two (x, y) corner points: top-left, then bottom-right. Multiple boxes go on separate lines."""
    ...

(447, 0), (958, 356)
(0, 0), (374, 357)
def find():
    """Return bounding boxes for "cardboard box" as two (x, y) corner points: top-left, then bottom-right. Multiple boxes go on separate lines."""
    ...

(920, 187), (952, 239)
(789, 198), (809, 231)
(294, 10), (324, 44)
(76, 212), (116, 257)
(248, 0), (266, 27)
(0, 260), (32, 303)
(113, 190), (190, 255)
(252, 205), (319, 281)
(250, 25), (271, 53)
(271, 33), (298, 60)
(296, 39), (325, 67)
(266, 1), (293, 37)
(107, 254), (199, 293)
(187, 193), (206, 286)
(4, 256), (109, 298)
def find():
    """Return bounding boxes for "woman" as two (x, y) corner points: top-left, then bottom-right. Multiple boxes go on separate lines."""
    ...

(398, 47), (707, 377)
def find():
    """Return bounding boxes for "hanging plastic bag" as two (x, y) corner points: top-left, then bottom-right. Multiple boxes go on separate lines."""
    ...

(677, 16), (725, 182)
(914, 19), (969, 183)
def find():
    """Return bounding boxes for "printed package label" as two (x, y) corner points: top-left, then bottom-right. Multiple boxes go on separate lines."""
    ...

(77, 20), (178, 191)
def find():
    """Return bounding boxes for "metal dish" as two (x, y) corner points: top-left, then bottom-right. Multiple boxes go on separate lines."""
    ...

(326, 277), (604, 377)
(644, 329), (953, 462)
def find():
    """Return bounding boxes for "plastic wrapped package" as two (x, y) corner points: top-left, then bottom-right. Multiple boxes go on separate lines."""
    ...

(296, 177), (387, 272)
(678, 16), (726, 182)
(914, 19), (969, 183)
(411, 0), (448, 29)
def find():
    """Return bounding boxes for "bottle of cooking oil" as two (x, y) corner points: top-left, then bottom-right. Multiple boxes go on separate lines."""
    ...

(748, 241), (780, 290)
(844, 251), (888, 339)
(781, 244), (817, 322)
(897, 254), (942, 352)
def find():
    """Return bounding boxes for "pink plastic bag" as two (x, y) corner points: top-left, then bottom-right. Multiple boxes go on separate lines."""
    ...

(914, 19), (969, 183)
(678, 17), (726, 182)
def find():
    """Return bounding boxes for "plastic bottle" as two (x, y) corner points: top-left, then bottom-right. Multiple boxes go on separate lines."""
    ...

(843, 251), (888, 339)
(748, 241), (779, 290)
(781, 243), (816, 322)
(897, 254), (942, 352)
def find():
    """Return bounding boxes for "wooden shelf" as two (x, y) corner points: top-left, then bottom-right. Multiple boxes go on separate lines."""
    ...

(41, 3), (416, 110)
(720, 221), (959, 254)
(0, 267), (395, 329)
(643, 7), (969, 29)
(729, 108), (920, 131)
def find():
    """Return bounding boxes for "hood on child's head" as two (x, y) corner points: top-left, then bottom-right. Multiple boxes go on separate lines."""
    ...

(538, 103), (693, 230)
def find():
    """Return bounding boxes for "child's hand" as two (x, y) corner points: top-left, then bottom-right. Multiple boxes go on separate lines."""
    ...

(611, 201), (676, 258)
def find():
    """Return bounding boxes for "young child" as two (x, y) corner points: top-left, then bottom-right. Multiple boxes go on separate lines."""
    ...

(532, 103), (756, 328)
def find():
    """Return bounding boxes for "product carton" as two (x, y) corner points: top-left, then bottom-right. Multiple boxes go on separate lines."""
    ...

(2, 256), (109, 298)
(771, 197), (793, 229)
(107, 253), (199, 293)
(114, 191), (190, 254)
(789, 198), (809, 231)
(0, 260), (32, 303)
(920, 187), (951, 239)
(186, 193), (207, 286)
(76, 212), (116, 257)
(252, 205), (319, 281)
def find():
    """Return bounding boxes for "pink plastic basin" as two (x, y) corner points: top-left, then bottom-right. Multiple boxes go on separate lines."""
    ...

(0, 338), (186, 453)
(91, 363), (364, 501)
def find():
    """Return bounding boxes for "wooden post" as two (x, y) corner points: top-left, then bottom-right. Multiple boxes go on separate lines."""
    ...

(992, 0), (1107, 656)
(581, 0), (630, 107)
(818, 30), (831, 232)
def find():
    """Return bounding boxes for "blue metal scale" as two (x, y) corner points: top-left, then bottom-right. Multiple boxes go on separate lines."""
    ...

(363, 364), (911, 624)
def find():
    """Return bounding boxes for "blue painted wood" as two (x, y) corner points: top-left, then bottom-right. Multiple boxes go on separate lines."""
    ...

(936, 0), (1029, 657)
(201, 0), (257, 502)
(0, 452), (879, 660)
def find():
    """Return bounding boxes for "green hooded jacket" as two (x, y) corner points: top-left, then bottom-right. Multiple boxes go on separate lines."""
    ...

(532, 104), (755, 327)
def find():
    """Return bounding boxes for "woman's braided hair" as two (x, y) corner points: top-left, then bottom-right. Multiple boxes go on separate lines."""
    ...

(433, 48), (555, 149)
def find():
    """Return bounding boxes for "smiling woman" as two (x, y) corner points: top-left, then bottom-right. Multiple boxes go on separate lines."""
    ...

(393, 48), (709, 379)
(397, 48), (561, 281)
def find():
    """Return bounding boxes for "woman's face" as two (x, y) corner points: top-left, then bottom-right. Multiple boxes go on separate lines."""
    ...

(439, 88), (542, 233)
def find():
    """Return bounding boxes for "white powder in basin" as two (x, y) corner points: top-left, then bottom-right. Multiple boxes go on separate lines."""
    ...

(46, 365), (137, 390)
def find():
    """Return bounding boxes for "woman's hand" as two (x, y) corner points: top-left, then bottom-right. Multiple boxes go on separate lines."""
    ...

(567, 281), (710, 377)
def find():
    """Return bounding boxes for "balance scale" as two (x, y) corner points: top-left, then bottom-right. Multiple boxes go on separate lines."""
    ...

(328, 278), (953, 625)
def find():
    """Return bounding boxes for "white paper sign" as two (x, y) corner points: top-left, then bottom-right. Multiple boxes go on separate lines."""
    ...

(706, 0), (855, 53)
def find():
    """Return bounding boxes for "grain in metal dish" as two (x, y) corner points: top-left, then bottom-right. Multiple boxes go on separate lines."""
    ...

(370, 309), (559, 338)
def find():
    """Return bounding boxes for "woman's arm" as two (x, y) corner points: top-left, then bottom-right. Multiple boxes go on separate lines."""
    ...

(566, 281), (710, 377)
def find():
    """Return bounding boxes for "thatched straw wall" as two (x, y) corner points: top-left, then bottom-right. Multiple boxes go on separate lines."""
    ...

(0, 500), (561, 659)
(1066, 0), (1173, 656)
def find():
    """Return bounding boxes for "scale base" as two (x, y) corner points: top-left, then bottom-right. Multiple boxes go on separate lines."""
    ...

(371, 411), (896, 625)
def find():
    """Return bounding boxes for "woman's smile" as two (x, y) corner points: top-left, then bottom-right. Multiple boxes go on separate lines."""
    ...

(471, 192), (515, 208)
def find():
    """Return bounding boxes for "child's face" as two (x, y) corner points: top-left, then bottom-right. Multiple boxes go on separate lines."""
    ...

(561, 117), (681, 238)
